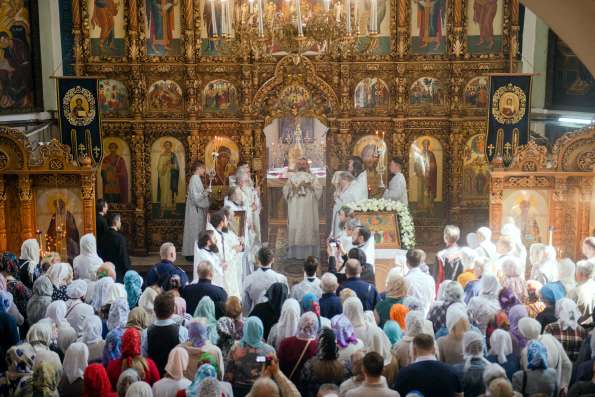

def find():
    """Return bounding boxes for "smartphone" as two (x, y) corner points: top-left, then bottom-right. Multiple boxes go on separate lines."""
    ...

(256, 356), (266, 363)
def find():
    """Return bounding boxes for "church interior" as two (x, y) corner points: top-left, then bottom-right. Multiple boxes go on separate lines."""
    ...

(1, 0), (595, 282)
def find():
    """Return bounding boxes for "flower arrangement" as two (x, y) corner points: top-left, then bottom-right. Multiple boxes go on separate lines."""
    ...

(347, 198), (416, 249)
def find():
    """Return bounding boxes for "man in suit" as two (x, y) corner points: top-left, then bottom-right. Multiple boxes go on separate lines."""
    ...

(336, 258), (379, 311)
(96, 198), (109, 256)
(99, 213), (131, 282)
(145, 242), (189, 289)
(182, 260), (228, 317)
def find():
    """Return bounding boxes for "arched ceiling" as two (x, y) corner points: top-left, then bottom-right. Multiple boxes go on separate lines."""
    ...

(522, 0), (595, 76)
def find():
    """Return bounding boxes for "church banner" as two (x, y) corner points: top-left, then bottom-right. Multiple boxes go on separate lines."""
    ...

(486, 74), (532, 167)
(56, 77), (103, 165)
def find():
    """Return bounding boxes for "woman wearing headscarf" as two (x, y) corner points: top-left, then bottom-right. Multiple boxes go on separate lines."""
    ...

(79, 315), (105, 363)
(437, 303), (470, 364)
(27, 275), (53, 325)
(47, 262), (73, 301)
(1, 252), (32, 319)
(498, 288), (520, 315)
(224, 296), (244, 340)
(193, 296), (219, 344)
(0, 291), (19, 372)
(525, 280), (545, 319)
(117, 369), (141, 397)
(277, 312), (319, 385)
(83, 364), (117, 397)
(428, 280), (464, 332)
(74, 234), (103, 281)
(1, 343), (36, 395)
(179, 319), (225, 381)
(224, 317), (275, 397)
(18, 240), (41, 289)
(181, 363), (233, 397)
(138, 286), (160, 324)
(65, 279), (94, 334)
(558, 258), (577, 293)
(468, 274), (501, 334)
(105, 283), (129, 306)
(92, 275), (114, 313)
(125, 381), (153, 397)
(26, 321), (55, 353)
(543, 297), (587, 362)
(124, 271), (143, 310)
(374, 268), (406, 327)
(107, 327), (160, 389)
(500, 257), (527, 303)
(58, 342), (89, 397)
(267, 298), (300, 349)
(512, 340), (558, 396)
(389, 303), (409, 331)
(249, 282), (288, 340)
(393, 310), (436, 368)
(518, 317), (572, 392)
(301, 292), (331, 329)
(537, 282), (566, 330)
(487, 329), (519, 380)
(216, 317), (236, 358)
(342, 296), (392, 362)
(152, 347), (191, 397)
(103, 298), (131, 366)
(299, 328), (348, 397)
(453, 331), (491, 397)
(500, 223), (528, 273)
(127, 307), (150, 331)
(331, 313), (364, 363)
(26, 360), (62, 397)
(508, 304), (529, 355)
(383, 320), (403, 346)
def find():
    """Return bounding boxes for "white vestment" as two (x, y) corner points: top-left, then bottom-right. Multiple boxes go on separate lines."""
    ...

(331, 179), (361, 237)
(240, 184), (262, 262)
(282, 171), (323, 259)
(382, 172), (408, 205)
(182, 175), (210, 256)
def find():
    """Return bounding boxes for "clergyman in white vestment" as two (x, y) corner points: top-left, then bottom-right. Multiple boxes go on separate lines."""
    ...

(382, 157), (408, 205)
(182, 161), (210, 257)
(331, 172), (360, 237)
(283, 159), (323, 259)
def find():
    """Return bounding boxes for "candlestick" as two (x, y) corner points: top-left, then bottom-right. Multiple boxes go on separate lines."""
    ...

(221, 0), (227, 37)
(257, 0), (264, 37)
(548, 226), (554, 246)
(295, 0), (303, 36)
(370, 0), (377, 34)
(345, 0), (351, 34)
(324, 0), (330, 12)
(248, 0), (254, 14)
(210, 0), (218, 38)
(335, 1), (341, 22)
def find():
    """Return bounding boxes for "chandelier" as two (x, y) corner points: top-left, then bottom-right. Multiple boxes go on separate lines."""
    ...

(207, 0), (383, 59)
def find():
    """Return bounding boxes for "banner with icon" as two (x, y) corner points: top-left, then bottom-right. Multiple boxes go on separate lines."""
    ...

(56, 77), (103, 165)
(486, 74), (532, 167)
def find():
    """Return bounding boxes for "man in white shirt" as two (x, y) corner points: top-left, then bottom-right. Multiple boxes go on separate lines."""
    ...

(382, 157), (408, 205)
(242, 247), (288, 315)
(291, 256), (322, 303)
(404, 249), (435, 315)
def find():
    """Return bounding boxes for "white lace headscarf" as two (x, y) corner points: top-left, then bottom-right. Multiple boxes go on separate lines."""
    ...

(45, 300), (70, 329)
(343, 297), (366, 329)
(489, 329), (513, 364)
(463, 330), (490, 371)
(20, 239), (40, 277)
(555, 298), (580, 331)
(79, 315), (103, 344)
(272, 298), (300, 347)
(62, 342), (89, 384)
(47, 262), (73, 287)
(92, 276), (114, 311)
(446, 303), (469, 334)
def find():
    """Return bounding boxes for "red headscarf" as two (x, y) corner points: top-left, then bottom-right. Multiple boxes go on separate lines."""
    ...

(121, 327), (141, 358)
(83, 364), (116, 397)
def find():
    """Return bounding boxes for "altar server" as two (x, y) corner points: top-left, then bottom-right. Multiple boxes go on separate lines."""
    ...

(182, 160), (210, 260)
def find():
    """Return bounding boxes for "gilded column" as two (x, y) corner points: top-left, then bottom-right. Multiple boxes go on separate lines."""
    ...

(395, 64), (407, 116)
(18, 175), (34, 241)
(509, 0), (521, 72)
(576, 178), (593, 256)
(80, 159), (97, 235)
(451, 0), (464, 57)
(185, 67), (199, 118)
(0, 176), (6, 251)
(489, 175), (504, 240)
(183, 0), (196, 62)
(131, 125), (147, 254)
(128, 0), (139, 62)
(71, 0), (83, 75)
(551, 176), (567, 254)
(396, 0), (408, 58)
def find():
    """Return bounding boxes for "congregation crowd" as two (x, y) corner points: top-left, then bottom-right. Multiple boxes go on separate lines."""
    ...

(1, 199), (595, 397)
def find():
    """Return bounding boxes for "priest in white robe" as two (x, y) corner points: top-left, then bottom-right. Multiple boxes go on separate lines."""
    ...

(383, 157), (408, 205)
(331, 171), (360, 237)
(182, 161), (210, 258)
(193, 230), (224, 287)
(283, 158), (323, 260)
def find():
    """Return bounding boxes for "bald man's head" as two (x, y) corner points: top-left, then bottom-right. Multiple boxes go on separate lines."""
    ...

(247, 377), (280, 397)
(345, 258), (362, 277)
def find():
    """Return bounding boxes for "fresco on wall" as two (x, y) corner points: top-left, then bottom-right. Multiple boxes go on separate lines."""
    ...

(0, 0), (39, 114)
(145, 0), (183, 56)
(410, 0), (447, 55)
(546, 31), (595, 112)
(466, 0), (503, 53)
(99, 79), (129, 115)
(150, 137), (186, 218)
(203, 80), (239, 113)
(147, 80), (183, 112)
(462, 134), (489, 199)
(354, 78), (389, 111)
(97, 137), (131, 205)
(463, 76), (489, 108)
(88, 0), (126, 57)
(408, 136), (444, 212)
(409, 77), (445, 107)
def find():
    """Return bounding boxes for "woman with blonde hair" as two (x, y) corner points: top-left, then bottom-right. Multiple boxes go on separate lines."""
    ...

(374, 268), (407, 327)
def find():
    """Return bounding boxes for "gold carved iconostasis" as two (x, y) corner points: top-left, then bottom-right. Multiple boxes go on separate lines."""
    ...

(71, 0), (521, 254)
(0, 129), (96, 261)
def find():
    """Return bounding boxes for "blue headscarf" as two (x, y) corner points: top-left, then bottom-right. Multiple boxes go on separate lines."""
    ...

(124, 271), (143, 309)
(0, 290), (13, 313)
(186, 363), (218, 397)
(240, 317), (265, 349)
(383, 320), (403, 345)
(102, 327), (124, 366)
(540, 282), (566, 306)
(194, 296), (219, 344)
(527, 340), (548, 370)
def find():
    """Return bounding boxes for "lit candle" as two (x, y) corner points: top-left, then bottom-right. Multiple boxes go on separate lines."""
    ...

(295, 0), (303, 36)
(210, 0), (218, 37)
(345, 0), (351, 34)
(257, 0), (264, 36)
(370, 0), (377, 34)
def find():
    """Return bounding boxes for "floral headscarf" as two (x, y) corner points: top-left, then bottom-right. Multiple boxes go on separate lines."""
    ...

(556, 297), (580, 330)
(108, 298), (131, 331)
(0, 290), (13, 312)
(302, 292), (321, 317)
(121, 327), (142, 358)
(331, 314), (358, 348)
(32, 360), (61, 397)
(124, 271), (143, 309)
(186, 363), (218, 397)
(0, 252), (19, 277)
(527, 340), (548, 370)
(498, 288), (520, 313)
(389, 304), (409, 331)
(188, 319), (209, 348)
(383, 320), (403, 345)
(6, 343), (36, 380)
(116, 369), (141, 397)
(297, 312), (319, 339)
(103, 327), (124, 365)
(240, 317), (265, 349)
